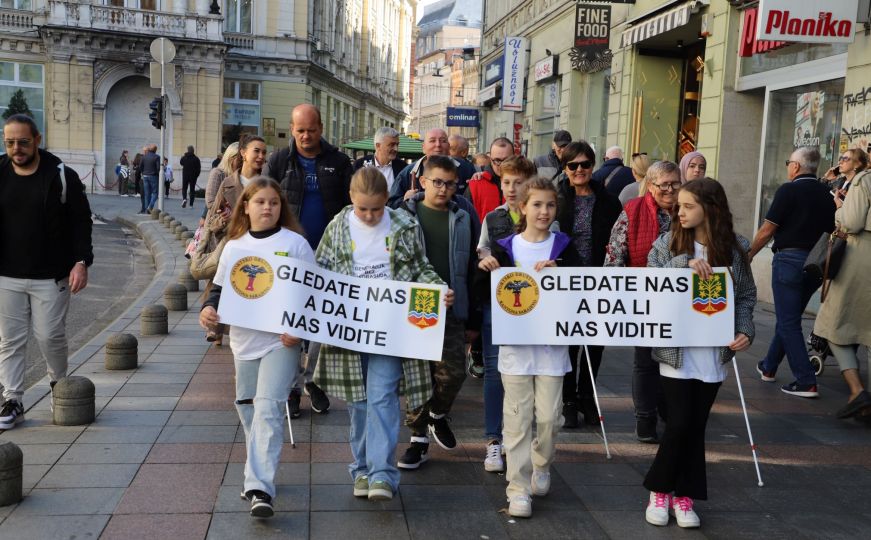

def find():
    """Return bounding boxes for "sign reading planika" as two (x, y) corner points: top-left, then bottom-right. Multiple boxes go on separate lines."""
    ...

(739, 6), (789, 57)
(756, 0), (857, 44)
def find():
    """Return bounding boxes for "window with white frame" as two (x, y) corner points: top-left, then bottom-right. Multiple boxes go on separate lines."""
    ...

(222, 79), (260, 147)
(224, 0), (252, 33)
(0, 62), (45, 139)
(0, 0), (32, 9)
(104, 0), (157, 9)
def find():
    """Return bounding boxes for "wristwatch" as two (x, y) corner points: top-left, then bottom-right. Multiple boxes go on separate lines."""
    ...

(76, 260), (87, 267)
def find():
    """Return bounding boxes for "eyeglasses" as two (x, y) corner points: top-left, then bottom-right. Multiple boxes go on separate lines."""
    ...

(652, 182), (681, 192)
(426, 177), (458, 191)
(3, 138), (32, 149)
(491, 157), (506, 165)
(785, 160), (797, 167)
(566, 160), (594, 171)
(838, 155), (851, 162)
(632, 152), (647, 158)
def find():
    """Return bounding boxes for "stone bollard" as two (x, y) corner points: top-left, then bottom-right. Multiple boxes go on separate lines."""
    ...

(104, 333), (138, 370)
(52, 376), (95, 426)
(150, 208), (160, 219)
(0, 442), (23, 506)
(167, 219), (179, 230)
(164, 283), (188, 311)
(178, 270), (199, 292)
(175, 225), (188, 239)
(161, 214), (173, 225)
(158, 211), (167, 221)
(180, 231), (194, 246)
(141, 304), (168, 335)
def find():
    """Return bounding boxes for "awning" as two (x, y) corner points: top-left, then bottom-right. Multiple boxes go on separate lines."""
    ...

(620, 2), (696, 48)
(342, 134), (424, 159)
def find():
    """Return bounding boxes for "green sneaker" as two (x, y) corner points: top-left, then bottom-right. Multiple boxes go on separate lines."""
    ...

(353, 475), (369, 497)
(367, 480), (393, 501)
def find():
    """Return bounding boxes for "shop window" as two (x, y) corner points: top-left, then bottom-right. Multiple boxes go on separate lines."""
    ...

(740, 43), (848, 79)
(757, 78), (844, 226)
(534, 81), (560, 157)
(222, 80), (260, 147)
(0, 62), (45, 140)
(224, 0), (252, 34)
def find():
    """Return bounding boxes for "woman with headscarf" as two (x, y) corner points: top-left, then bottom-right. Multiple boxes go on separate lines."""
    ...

(679, 151), (707, 184)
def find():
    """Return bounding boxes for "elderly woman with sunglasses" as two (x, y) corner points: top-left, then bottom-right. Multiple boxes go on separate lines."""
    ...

(555, 141), (623, 428)
(823, 149), (869, 208)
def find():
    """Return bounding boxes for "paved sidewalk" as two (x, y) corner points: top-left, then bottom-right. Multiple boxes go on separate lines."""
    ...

(1, 194), (870, 539)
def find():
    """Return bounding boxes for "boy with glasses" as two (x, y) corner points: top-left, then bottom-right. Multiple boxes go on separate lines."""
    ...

(397, 155), (480, 469)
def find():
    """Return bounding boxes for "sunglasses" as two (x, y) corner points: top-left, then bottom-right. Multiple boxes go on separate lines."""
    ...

(3, 138), (33, 149)
(566, 160), (594, 171)
(838, 155), (851, 162)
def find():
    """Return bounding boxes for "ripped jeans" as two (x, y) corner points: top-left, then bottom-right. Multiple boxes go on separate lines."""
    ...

(234, 344), (301, 498)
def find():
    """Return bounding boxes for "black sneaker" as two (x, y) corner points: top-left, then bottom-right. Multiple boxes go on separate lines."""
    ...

(287, 390), (301, 419)
(468, 349), (484, 379)
(247, 490), (274, 518)
(562, 402), (579, 429)
(304, 382), (330, 413)
(635, 418), (659, 443)
(397, 437), (430, 469)
(580, 399), (600, 426)
(781, 381), (819, 398)
(0, 399), (24, 430)
(428, 413), (456, 449)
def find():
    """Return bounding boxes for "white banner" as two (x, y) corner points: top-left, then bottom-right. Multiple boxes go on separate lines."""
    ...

(501, 36), (527, 112)
(757, 0), (857, 44)
(491, 267), (735, 347)
(217, 248), (448, 361)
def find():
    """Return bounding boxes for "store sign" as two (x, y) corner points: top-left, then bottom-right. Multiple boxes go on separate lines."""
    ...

(223, 103), (259, 126)
(478, 83), (500, 106)
(501, 37), (528, 112)
(542, 82), (559, 114)
(621, 2), (692, 48)
(757, 0), (857, 44)
(446, 107), (480, 128)
(483, 55), (504, 87)
(739, 7), (789, 57)
(575, 4), (611, 51)
(534, 56), (559, 82)
(512, 123), (523, 154)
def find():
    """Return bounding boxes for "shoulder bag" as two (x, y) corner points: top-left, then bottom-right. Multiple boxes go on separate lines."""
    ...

(189, 225), (227, 281)
(803, 230), (847, 301)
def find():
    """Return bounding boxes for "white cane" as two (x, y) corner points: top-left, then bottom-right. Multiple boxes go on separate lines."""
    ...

(285, 401), (297, 449)
(583, 344), (611, 459)
(731, 355), (763, 486)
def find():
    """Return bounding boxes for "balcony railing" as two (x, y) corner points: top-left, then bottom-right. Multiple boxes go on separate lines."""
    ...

(0, 8), (34, 30)
(45, 1), (222, 42)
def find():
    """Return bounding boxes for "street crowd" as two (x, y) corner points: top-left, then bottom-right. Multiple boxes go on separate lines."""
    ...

(1, 105), (870, 529)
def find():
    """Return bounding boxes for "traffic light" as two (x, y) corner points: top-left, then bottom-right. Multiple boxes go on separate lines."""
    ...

(149, 96), (164, 129)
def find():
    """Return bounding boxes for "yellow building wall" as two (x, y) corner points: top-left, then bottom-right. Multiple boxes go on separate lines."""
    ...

(174, 69), (223, 159)
(46, 60), (96, 154)
(261, 80), (310, 150)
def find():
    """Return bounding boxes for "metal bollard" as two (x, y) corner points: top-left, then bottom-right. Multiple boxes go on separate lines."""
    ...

(52, 376), (95, 426)
(178, 270), (199, 292)
(105, 333), (138, 370)
(0, 442), (23, 506)
(140, 304), (168, 335)
(164, 283), (188, 311)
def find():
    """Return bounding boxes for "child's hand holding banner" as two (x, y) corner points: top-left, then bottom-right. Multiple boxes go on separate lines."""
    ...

(217, 247), (448, 361)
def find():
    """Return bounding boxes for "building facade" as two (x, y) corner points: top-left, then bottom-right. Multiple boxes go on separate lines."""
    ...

(0, 0), (416, 192)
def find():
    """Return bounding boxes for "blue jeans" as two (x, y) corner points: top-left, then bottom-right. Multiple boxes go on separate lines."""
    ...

(482, 306), (503, 441)
(761, 250), (820, 385)
(347, 353), (403, 492)
(142, 174), (158, 210)
(234, 344), (301, 498)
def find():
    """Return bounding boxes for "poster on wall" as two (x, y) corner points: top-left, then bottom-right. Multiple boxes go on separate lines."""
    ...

(794, 91), (824, 148)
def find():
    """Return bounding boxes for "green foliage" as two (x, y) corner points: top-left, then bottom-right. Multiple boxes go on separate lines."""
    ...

(2, 89), (33, 120)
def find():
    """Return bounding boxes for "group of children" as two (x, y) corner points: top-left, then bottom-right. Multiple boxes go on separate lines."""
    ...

(198, 146), (755, 529)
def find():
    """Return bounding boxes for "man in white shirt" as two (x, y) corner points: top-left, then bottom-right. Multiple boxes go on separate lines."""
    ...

(353, 127), (406, 192)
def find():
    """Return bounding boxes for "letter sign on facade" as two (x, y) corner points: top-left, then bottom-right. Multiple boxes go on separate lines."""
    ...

(757, 0), (857, 44)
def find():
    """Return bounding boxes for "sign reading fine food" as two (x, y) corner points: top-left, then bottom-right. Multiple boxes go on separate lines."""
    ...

(491, 267), (735, 347)
(218, 248), (449, 361)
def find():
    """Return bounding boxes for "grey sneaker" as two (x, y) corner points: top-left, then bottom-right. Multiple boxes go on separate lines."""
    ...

(353, 475), (369, 497)
(0, 399), (24, 430)
(368, 480), (393, 501)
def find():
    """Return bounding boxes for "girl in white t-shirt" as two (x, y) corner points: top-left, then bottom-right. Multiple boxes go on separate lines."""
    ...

(199, 177), (314, 519)
(477, 177), (582, 519)
(643, 178), (756, 530)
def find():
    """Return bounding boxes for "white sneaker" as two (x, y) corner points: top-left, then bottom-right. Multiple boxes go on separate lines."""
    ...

(671, 496), (700, 528)
(484, 441), (504, 472)
(531, 469), (551, 497)
(508, 494), (532, 518)
(645, 491), (670, 526)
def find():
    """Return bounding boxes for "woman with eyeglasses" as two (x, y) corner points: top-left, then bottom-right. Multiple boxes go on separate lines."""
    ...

(555, 141), (622, 428)
(823, 149), (868, 208)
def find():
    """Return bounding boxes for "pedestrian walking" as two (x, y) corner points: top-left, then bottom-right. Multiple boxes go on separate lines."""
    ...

(132, 151), (146, 213)
(313, 167), (453, 502)
(117, 150), (130, 196)
(140, 144), (161, 212)
(199, 177), (312, 518)
(643, 178), (756, 529)
(180, 145), (201, 208)
(476, 176), (581, 518)
(162, 157), (173, 198)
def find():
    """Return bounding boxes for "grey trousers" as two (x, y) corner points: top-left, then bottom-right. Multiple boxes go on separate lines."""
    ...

(0, 276), (71, 402)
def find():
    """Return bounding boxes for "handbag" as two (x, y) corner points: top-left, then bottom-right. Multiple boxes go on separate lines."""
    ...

(803, 230), (847, 301)
(189, 225), (227, 281)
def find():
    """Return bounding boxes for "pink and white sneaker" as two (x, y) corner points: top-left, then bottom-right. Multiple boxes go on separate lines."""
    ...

(671, 496), (700, 528)
(645, 491), (670, 526)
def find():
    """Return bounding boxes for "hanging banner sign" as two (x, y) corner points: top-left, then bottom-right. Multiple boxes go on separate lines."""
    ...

(491, 267), (735, 347)
(446, 107), (480, 127)
(501, 37), (528, 112)
(757, 0), (857, 44)
(483, 55), (504, 87)
(217, 248), (448, 361)
(575, 3), (611, 52)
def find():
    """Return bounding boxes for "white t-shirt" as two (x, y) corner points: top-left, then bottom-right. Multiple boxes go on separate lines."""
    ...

(214, 228), (315, 361)
(659, 241), (727, 383)
(347, 211), (392, 279)
(499, 232), (570, 376)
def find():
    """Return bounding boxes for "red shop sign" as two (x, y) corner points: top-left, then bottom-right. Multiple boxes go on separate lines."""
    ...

(739, 7), (789, 58)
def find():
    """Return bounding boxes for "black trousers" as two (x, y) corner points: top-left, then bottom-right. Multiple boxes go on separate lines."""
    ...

(563, 345), (604, 404)
(633, 347), (661, 420)
(643, 376), (721, 500)
(182, 177), (196, 204)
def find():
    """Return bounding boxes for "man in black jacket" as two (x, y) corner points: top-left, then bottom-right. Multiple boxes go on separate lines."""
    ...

(592, 146), (635, 198)
(179, 145), (201, 208)
(0, 114), (93, 430)
(266, 103), (353, 418)
(352, 126), (406, 192)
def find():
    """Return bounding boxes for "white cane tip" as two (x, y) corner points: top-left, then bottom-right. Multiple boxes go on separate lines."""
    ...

(757, 481), (764, 487)
(606, 455), (612, 460)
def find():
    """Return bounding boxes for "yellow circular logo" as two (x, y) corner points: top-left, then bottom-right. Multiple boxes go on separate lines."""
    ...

(230, 256), (274, 299)
(496, 271), (539, 316)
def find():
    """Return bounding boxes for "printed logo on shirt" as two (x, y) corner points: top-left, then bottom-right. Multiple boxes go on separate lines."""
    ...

(692, 272), (727, 316)
(229, 256), (275, 299)
(496, 272), (539, 316)
(407, 287), (441, 329)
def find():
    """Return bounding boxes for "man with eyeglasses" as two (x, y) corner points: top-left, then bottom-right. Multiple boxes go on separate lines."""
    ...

(467, 137), (514, 222)
(604, 160), (681, 443)
(0, 114), (93, 430)
(749, 146), (835, 398)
